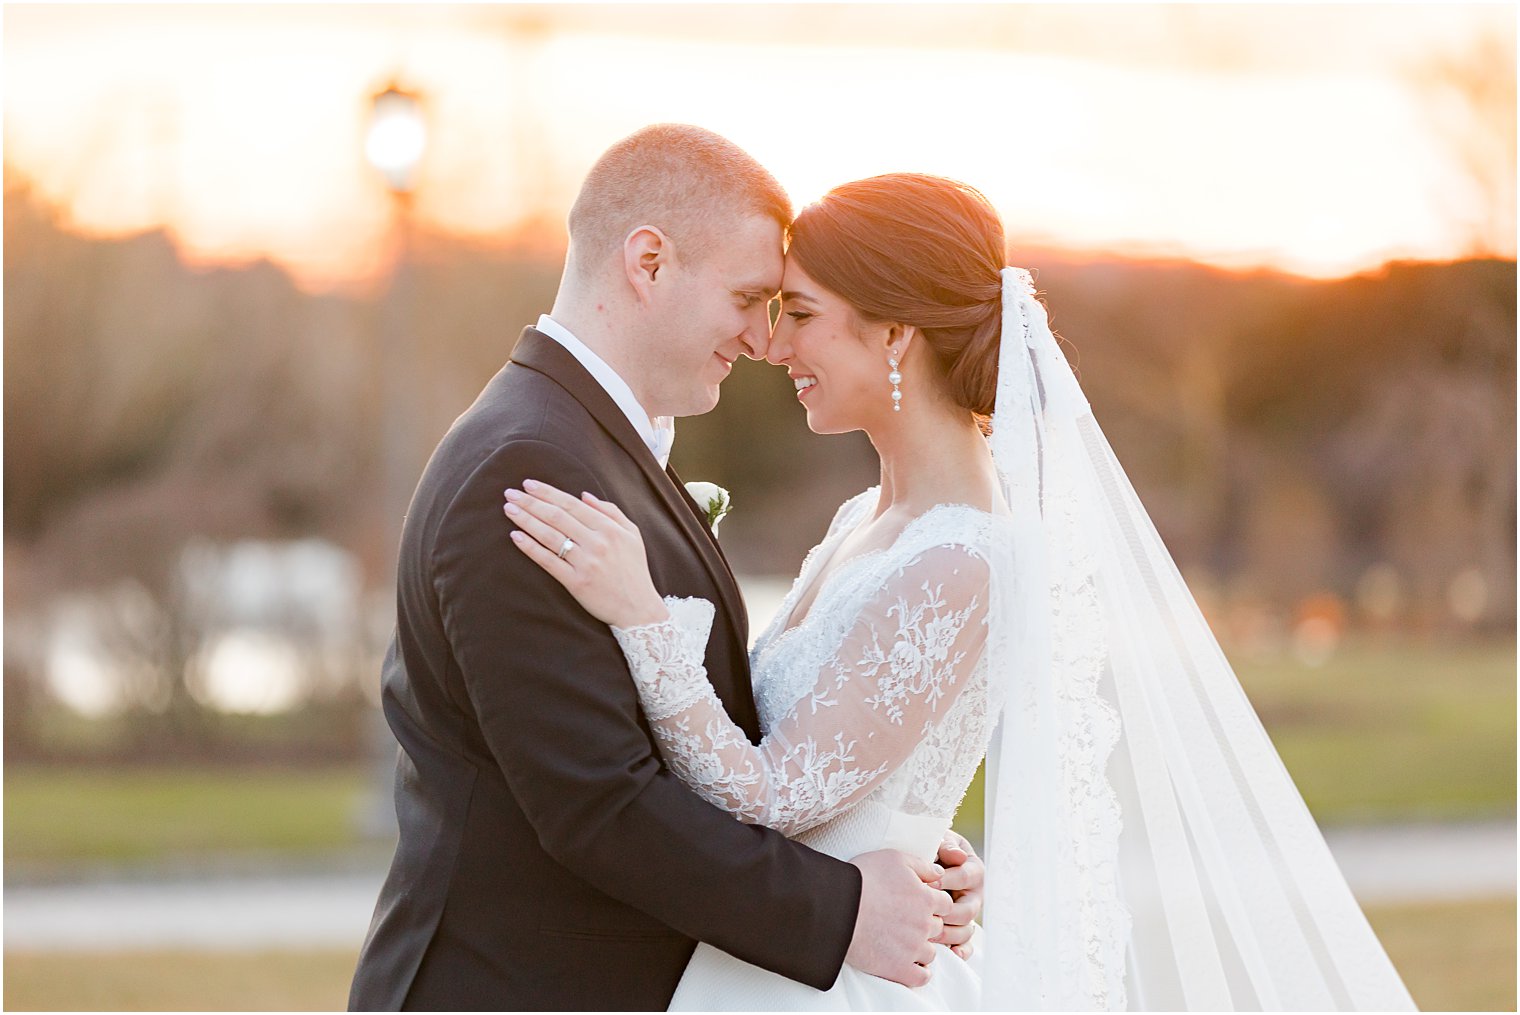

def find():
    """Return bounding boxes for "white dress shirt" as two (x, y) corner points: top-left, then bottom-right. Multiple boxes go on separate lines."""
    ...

(535, 314), (675, 468)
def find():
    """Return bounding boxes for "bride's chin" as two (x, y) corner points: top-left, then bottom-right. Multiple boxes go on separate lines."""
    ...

(804, 411), (849, 436)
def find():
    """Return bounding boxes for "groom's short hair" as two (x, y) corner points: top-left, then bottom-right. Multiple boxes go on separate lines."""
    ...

(568, 124), (792, 268)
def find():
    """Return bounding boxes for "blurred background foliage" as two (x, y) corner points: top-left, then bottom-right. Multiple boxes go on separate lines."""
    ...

(4, 166), (1514, 770)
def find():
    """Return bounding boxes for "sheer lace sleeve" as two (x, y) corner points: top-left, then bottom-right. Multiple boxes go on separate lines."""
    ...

(612, 542), (990, 836)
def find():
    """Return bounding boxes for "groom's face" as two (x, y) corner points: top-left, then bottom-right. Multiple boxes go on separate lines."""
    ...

(647, 212), (783, 416)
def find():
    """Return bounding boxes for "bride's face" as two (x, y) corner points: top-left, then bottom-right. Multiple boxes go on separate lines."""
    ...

(768, 258), (898, 435)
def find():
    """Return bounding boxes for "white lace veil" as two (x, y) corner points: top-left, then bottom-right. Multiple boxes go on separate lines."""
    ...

(979, 266), (1418, 1011)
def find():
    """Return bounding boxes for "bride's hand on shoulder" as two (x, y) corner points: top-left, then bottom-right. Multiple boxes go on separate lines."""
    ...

(504, 479), (668, 629)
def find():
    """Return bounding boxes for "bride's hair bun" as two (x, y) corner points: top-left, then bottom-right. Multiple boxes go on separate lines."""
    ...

(945, 296), (1004, 418)
(786, 173), (1006, 423)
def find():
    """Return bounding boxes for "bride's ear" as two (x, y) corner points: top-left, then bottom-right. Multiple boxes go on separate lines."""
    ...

(884, 322), (917, 362)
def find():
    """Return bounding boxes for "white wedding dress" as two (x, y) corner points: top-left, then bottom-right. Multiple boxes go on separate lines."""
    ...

(602, 263), (1419, 1012)
(612, 486), (1000, 1010)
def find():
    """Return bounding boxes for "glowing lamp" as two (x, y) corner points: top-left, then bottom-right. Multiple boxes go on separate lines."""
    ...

(366, 84), (426, 193)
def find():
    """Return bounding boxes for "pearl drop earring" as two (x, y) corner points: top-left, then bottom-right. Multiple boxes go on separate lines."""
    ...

(888, 355), (903, 412)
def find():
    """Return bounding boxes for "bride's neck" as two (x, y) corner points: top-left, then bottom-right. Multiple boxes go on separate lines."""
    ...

(869, 400), (996, 517)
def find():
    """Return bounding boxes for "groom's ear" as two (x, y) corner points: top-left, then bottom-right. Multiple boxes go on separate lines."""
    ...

(624, 225), (670, 304)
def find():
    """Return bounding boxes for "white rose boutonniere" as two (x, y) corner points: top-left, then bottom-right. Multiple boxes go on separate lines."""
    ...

(684, 481), (733, 535)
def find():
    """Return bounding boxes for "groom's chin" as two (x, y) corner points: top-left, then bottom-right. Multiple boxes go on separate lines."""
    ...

(685, 384), (723, 416)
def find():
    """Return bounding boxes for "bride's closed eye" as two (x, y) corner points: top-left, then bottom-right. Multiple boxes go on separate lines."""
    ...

(785, 310), (814, 322)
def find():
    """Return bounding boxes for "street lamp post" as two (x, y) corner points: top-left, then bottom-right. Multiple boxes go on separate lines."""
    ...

(361, 80), (426, 839)
(365, 81), (426, 582)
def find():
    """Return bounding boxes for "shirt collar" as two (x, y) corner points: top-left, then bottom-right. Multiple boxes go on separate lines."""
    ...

(535, 314), (674, 467)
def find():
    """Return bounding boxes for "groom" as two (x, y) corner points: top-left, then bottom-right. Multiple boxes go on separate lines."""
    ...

(349, 124), (982, 1011)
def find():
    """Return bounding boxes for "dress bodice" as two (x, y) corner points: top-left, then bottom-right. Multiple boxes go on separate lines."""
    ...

(747, 488), (997, 847)
(611, 487), (1000, 863)
(611, 487), (1002, 1010)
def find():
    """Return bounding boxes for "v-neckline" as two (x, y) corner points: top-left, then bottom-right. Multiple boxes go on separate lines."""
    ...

(772, 489), (882, 637)
(772, 490), (997, 642)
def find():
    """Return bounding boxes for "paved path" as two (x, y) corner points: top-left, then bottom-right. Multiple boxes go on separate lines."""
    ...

(5, 819), (1512, 952)
(1319, 818), (1515, 903)
(6, 871), (381, 952)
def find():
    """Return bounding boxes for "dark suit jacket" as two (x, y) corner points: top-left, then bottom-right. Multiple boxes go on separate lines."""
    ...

(348, 328), (862, 1011)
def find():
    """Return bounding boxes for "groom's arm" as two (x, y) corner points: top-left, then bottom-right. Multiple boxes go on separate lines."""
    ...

(433, 438), (861, 990)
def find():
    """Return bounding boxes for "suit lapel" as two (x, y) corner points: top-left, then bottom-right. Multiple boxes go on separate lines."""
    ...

(666, 463), (749, 650)
(509, 328), (748, 652)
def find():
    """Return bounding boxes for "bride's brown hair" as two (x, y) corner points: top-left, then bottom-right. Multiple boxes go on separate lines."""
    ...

(786, 174), (1006, 424)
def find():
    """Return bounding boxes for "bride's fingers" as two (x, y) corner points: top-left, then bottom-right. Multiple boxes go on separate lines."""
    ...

(506, 487), (595, 544)
(580, 491), (637, 532)
(939, 895), (978, 930)
(936, 862), (980, 893)
(504, 499), (577, 555)
(935, 915), (975, 947)
(936, 832), (969, 866)
(521, 479), (607, 532)
(508, 529), (574, 585)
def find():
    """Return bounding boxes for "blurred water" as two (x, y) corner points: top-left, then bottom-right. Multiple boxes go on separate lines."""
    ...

(40, 570), (794, 720)
(42, 539), (365, 716)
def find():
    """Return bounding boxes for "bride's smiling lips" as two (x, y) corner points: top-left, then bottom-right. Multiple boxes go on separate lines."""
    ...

(789, 371), (819, 402)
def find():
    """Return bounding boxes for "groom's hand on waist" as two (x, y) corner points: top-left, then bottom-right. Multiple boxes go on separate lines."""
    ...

(844, 849), (954, 988)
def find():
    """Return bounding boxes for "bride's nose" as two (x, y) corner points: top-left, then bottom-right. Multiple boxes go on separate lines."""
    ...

(765, 322), (792, 367)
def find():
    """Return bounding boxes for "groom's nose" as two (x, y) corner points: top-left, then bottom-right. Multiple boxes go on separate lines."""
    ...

(737, 317), (769, 360)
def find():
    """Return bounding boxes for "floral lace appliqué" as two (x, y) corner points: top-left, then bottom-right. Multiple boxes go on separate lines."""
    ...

(612, 501), (997, 838)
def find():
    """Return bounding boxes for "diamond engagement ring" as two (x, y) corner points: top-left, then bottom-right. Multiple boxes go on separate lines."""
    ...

(556, 538), (576, 560)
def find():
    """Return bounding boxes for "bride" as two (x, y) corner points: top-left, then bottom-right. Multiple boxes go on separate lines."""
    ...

(504, 174), (1419, 1011)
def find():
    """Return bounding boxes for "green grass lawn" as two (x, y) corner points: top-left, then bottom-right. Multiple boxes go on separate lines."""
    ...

(4, 765), (370, 869)
(1236, 637), (1516, 823)
(4, 897), (1513, 1011)
(951, 637), (1515, 841)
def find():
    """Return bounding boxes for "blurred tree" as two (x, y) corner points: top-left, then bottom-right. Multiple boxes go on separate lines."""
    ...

(4, 169), (1513, 760)
(1406, 31), (1518, 258)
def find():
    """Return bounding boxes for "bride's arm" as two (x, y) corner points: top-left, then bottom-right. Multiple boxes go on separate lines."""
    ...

(502, 479), (989, 836)
(613, 544), (989, 836)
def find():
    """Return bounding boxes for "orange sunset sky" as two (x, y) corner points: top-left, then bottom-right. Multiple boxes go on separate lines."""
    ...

(5, 3), (1515, 291)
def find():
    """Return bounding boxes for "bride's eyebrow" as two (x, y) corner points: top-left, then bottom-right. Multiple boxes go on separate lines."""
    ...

(779, 290), (819, 305)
